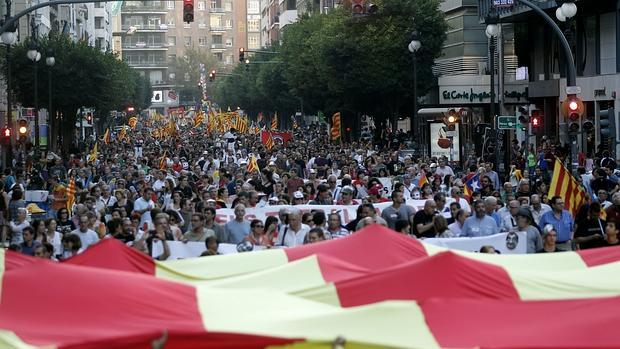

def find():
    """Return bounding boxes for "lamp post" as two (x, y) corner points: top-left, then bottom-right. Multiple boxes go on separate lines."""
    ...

(27, 40), (41, 149)
(408, 26), (421, 148)
(2, 0), (17, 169)
(485, 12), (500, 171)
(46, 48), (55, 151)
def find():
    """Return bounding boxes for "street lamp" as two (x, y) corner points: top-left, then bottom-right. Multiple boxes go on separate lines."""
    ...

(1, 16), (17, 169)
(408, 28), (421, 145)
(485, 12), (500, 119)
(27, 40), (41, 149)
(556, 1), (577, 22)
(46, 48), (55, 150)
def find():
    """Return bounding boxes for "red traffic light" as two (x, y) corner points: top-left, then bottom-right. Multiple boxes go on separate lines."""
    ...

(568, 100), (579, 111)
(3, 127), (11, 138)
(239, 47), (245, 62)
(127, 106), (135, 113)
(183, 0), (194, 23)
(345, 127), (352, 132)
(532, 116), (541, 128)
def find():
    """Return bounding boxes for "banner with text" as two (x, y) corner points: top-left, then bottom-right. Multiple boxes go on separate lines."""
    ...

(424, 232), (527, 254)
(215, 200), (429, 224)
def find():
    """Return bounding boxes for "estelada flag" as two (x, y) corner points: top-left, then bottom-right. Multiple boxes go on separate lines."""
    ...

(331, 112), (341, 141)
(261, 130), (292, 148)
(548, 157), (586, 217)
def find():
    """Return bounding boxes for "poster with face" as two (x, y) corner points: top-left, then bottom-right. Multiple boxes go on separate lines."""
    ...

(429, 122), (460, 161)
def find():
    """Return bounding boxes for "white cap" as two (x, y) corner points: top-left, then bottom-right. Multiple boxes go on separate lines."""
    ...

(293, 191), (304, 199)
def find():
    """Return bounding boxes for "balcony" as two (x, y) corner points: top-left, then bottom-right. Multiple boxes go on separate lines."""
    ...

(121, 24), (168, 32)
(210, 7), (225, 13)
(123, 42), (168, 50)
(122, 4), (167, 14)
(209, 25), (228, 32)
(210, 43), (226, 50)
(123, 59), (168, 69)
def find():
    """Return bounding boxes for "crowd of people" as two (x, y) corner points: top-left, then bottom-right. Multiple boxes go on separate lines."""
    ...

(1, 117), (619, 260)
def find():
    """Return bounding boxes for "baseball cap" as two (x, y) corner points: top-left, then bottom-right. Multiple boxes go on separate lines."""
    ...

(293, 191), (304, 199)
(341, 185), (354, 194)
(268, 196), (279, 202)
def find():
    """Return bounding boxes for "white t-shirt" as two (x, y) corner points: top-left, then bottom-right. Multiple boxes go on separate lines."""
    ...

(71, 228), (100, 249)
(134, 197), (155, 228)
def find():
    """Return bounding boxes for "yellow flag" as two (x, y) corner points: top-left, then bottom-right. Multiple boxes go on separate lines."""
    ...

(88, 143), (98, 163)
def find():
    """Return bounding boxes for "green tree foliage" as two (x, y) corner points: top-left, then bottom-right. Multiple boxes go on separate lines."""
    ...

(168, 47), (218, 105)
(2, 34), (149, 152)
(213, 0), (446, 127)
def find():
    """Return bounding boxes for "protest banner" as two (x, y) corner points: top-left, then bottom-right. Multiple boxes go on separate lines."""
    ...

(424, 232), (528, 254)
(215, 200), (429, 224)
(151, 241), (205, 260)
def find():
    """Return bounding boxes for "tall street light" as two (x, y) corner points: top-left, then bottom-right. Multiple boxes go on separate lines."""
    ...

(46, 48), (55, 151)
(408, 27), (421, 146)
(27, 39), (41, 149)
(1, 3), (17, 169)
(485, 12), (499, 120)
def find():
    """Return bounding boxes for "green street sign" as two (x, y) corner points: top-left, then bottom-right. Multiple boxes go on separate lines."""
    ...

(497, 115), (517, 130)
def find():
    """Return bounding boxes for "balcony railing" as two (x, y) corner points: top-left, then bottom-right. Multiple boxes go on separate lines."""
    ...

(122, 5), (166, 12)
(122, 43), (167, 49)
(121, 24), (168, 31)
(210, 43), (226, 49)
(123, 59), (167, 67)
(210, 7), (225, 13)
(209, 25), (229, 31)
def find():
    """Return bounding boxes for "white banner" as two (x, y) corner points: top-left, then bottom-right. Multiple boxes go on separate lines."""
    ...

(215, 200), (429, 224)
(151, 241), (205, 260)
(424, 232), (528, 254)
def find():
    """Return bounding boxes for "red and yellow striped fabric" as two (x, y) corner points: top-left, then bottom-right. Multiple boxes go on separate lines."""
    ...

(330, 112), (341, 141)
(548, 157), (586, 217)
(4, 225), (620, 348)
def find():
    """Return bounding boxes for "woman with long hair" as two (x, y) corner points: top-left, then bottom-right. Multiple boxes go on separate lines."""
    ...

(45, 218), (63, 258)
(31, 219), (48, 244)
(56, 207), (76, 233)
(8, 188), (25, 222)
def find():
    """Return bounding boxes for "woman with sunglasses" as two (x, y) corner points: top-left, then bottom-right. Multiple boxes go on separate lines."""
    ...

(245, 219), (272, 247)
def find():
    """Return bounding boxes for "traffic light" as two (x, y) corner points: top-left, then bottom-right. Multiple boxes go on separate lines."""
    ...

(245, 59), (250, 72)
(445, 109), (458, 131)
(564, 95), (583, 133)
(183, 0), (194, 23)
(1, 127), (11, 145)
(351, 0), (364, 14)
(208, 69), (215, 82)
(532, 115), (541, 128)
(600, 107), (617, 152)
(18, 119), (28, 141)
(239, 47), (245, 62)
(518, 106), (529, 124)
(583, 116), (594, 131)
(86, 112), (93, 124)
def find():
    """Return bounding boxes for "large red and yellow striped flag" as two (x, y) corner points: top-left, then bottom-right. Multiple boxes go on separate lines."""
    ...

(270, 112), (278, 130)
(159, 151), (167, 170)
(118, 126), (127, 141)
(88, 143), (98, 163)
(548, 157), (586, 217)
(128, 116), (138, 130)
(66, 176), (76, 214)
(331, 112), (341, 141)
(6, 225), (620, 349)
(193, 111), (205, 128)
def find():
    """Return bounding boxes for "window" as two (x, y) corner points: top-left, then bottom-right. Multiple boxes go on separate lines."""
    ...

(168, 54), (177, 61)
(167, 36), (176, 46)
(198, 37), (206, 46)
(224, 1), (232, 11)
(198, 1), (205, 10)
(95, 2), (104, 8)
(210, 0), (218, 9)
(166, 17), (175, 27)
(225, 54), (233, 64)
(183, 22), (191, 28)
(198, 18), (207, 28)
(248, 34), (260, 49)
(166, 0), (174, 9)
(247, 19), (259, 31)
(210, 15), (221, 27)
(95, 17), (104, 29)
(214, 52), (223, 61)
(184, 36), (192, 46)
(247, 0), (259, 14)
(225, 19), (232, 28)
(211, 35), (222, 44)
(96, 37), (105, 48)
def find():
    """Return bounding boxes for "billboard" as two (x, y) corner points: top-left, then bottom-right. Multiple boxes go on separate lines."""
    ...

(429, 122), (460, 162)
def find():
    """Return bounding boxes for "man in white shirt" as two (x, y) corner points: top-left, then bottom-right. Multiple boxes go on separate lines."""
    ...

(133, 187), (155, 229)
(71, 214), (99, 249)
(435, 158), (454, 181)
(152, 171), (167, 193)
(448, 187), (471, 214)
(276, 208), (310, 247)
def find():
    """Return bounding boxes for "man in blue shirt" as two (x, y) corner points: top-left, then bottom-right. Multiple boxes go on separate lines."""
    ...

(461, 200), (499, 237)
(539, 196), (574, 251)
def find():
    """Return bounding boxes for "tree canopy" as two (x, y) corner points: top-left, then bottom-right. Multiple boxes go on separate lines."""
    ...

(2, 34), (150, 152)
(168, 47), (218, 105)
(212, 0), (447, 129)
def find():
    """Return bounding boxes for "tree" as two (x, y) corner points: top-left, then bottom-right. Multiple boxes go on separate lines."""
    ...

(168, 47), (218, 105)
(3, 34), (148, 153)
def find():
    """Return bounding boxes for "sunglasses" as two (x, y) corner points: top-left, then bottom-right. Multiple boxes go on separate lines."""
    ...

(253, 225), (264, 228)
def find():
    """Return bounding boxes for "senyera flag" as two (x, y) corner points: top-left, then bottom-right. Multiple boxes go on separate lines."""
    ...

(3, 243), (620, 348)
